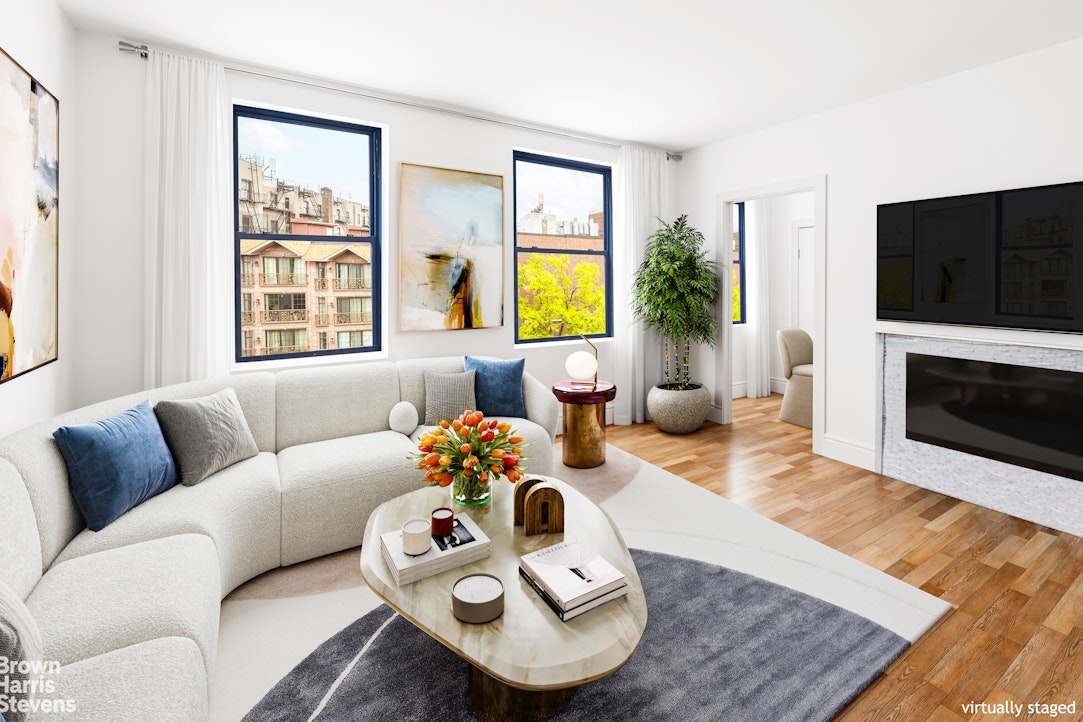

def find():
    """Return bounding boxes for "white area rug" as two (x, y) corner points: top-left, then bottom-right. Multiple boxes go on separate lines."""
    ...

(556, 443), (950, 642)
(210, 443), (950, 721)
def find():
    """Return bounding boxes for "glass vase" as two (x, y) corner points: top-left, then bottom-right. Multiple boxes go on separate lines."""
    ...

(451, 473), (491, 506)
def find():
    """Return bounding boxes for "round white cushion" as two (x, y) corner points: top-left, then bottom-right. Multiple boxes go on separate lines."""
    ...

(389, 401), (419, 435)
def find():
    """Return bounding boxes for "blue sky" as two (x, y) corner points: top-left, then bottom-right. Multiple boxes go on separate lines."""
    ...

(514, 160), (604, 225)
(400, 165), (502, 247)
(237, 117), (370, 201)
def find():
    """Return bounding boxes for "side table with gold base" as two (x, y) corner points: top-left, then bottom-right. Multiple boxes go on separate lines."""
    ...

(552, 380), (617, 469)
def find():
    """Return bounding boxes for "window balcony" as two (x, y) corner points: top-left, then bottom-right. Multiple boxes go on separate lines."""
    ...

(334, 278), (371, 291)
(241, 345), (309, 357)
(316, 314), (329, 326)
(241, 311), (255, 325)
(334, 312), (373, 325)
(262, 309), (309, 323)
(314, 279), (329, 290)
(241, 273), (256, 286)
(260, 273), (306, 286)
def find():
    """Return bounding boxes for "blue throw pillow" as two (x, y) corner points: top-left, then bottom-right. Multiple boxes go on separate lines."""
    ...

(52, 401), (178, 532)
(464, 356), (527, 418)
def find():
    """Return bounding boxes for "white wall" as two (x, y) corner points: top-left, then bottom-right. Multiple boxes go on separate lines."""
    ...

(730, 192), (813, 398)
(70, 32), (681, 420)
(71, 33), (145, 408)
(680, 37), (1083, 468)
(0, 2), (77, 437)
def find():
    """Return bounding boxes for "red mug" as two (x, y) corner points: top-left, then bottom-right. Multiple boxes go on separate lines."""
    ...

(431, 507), (454, 537)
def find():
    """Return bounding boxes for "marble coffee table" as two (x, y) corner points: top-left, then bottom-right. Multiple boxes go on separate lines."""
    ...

(359, 477), (647, 722)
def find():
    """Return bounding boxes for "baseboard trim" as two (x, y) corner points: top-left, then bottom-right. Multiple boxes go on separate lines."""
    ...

(821, 434), (875, 471)
(734, 379), (786, 399)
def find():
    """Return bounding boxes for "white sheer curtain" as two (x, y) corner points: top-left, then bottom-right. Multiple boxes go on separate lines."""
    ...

(144, 50), (232, 389)
(743, 199), (772, 397)
(614, 146), (670, 424)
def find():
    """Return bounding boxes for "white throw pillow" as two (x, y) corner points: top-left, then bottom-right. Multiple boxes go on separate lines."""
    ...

(389, 401), (419, 435)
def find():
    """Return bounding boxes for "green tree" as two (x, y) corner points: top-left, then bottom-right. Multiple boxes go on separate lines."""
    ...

(732, 266), (742, 322)
(518, 254), (606, 339)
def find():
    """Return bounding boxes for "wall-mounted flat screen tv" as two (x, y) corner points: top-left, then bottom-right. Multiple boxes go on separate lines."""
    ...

(877, 181), (1083, 333)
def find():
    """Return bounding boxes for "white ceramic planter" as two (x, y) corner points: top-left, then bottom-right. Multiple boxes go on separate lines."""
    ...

(646, 384), (712, 434)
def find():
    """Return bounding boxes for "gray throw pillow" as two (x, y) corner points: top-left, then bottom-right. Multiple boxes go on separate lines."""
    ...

(423, 370), (477, 425)
(154, 388), (259, 486)
(0, 578), (44, 722)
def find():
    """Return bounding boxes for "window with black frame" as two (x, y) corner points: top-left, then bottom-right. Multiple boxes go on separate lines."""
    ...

(233, 105), (381, 362)
(513, 151), (612, 343)
(732, 201), (746, 324)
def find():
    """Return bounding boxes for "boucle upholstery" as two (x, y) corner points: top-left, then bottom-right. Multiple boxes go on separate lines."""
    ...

(52, 452), (282, 596)
(275, 362), (400, 450)
(36, 637), (208, 722)
(0, 356), (559, 721)
(26, 534), (220, 677)
(522, 372), (560, 441)
(0, 458), (42, 600)
(278, 431), (419, 565)
(777, 328), (814, 429)
(0, 373), (276, 571)
(0, 421), (94, 575)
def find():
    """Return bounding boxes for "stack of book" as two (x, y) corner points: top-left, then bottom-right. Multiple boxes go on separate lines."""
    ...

(380, 514), (491, 586)
(519, 539), (628, 621)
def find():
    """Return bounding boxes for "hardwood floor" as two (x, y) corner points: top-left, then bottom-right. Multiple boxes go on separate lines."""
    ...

(603, 394), (1083, 722)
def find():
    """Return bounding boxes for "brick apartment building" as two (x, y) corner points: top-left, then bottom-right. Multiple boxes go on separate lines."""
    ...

(237, 155), (374, 357)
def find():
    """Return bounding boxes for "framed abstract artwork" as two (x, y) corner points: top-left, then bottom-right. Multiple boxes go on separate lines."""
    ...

(399, 163), (503, 331)
(0, 45), (59, 385)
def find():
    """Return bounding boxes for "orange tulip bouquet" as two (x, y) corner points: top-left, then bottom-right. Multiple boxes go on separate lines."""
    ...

(411, 409), (527, 506)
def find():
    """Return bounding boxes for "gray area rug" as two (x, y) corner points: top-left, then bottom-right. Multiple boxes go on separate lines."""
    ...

(244, 549), (908, 722)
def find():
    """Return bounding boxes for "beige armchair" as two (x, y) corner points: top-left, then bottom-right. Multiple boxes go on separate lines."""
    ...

(777, 328), (813, 428)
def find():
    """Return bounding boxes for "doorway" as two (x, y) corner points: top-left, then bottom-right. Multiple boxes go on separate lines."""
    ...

(714, 176), (826, 454)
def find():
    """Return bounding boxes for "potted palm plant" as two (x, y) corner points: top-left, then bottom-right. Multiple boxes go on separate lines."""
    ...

(631, 215), (722, 434)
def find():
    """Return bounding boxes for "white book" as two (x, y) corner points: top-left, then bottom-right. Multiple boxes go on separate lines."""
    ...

(379, 514), (491, 586)
(519, 539), (626, 611)
(381, 541), (491, 586)
(519, 567), (629, 621)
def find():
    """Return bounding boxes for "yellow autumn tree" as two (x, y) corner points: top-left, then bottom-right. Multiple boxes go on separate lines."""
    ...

(517, 254), (606, 340)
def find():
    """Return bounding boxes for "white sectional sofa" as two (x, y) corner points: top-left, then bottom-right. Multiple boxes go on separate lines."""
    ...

(0, 357), (558, 721)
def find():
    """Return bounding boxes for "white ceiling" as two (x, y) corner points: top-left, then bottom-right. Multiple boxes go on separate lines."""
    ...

(58, 0), (1083, 151)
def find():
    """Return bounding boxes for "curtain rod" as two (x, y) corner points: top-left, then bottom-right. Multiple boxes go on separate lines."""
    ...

(118, 40), (681, 158)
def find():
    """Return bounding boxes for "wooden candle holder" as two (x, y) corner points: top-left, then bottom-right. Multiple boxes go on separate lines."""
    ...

(514, 479), (565, 536)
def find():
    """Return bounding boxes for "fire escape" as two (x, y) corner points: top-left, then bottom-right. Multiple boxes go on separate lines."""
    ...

(240, 158), (265, 233)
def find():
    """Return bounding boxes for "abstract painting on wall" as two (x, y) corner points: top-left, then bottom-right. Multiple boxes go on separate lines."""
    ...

(399, 163), (503, 331)
(0, 46), (59, 385)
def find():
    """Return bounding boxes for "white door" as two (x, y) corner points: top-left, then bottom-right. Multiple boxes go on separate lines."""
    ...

(796, 224), (815, 335)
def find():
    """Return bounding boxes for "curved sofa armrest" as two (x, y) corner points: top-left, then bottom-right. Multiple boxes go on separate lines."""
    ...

(522, 373), (559, 441)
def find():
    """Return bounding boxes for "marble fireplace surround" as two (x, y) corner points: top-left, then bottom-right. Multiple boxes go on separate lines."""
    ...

(877, 332), (1083, 537)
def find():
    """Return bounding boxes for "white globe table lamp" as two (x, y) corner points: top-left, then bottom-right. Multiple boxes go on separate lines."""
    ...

(566, 351), (598, 382)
